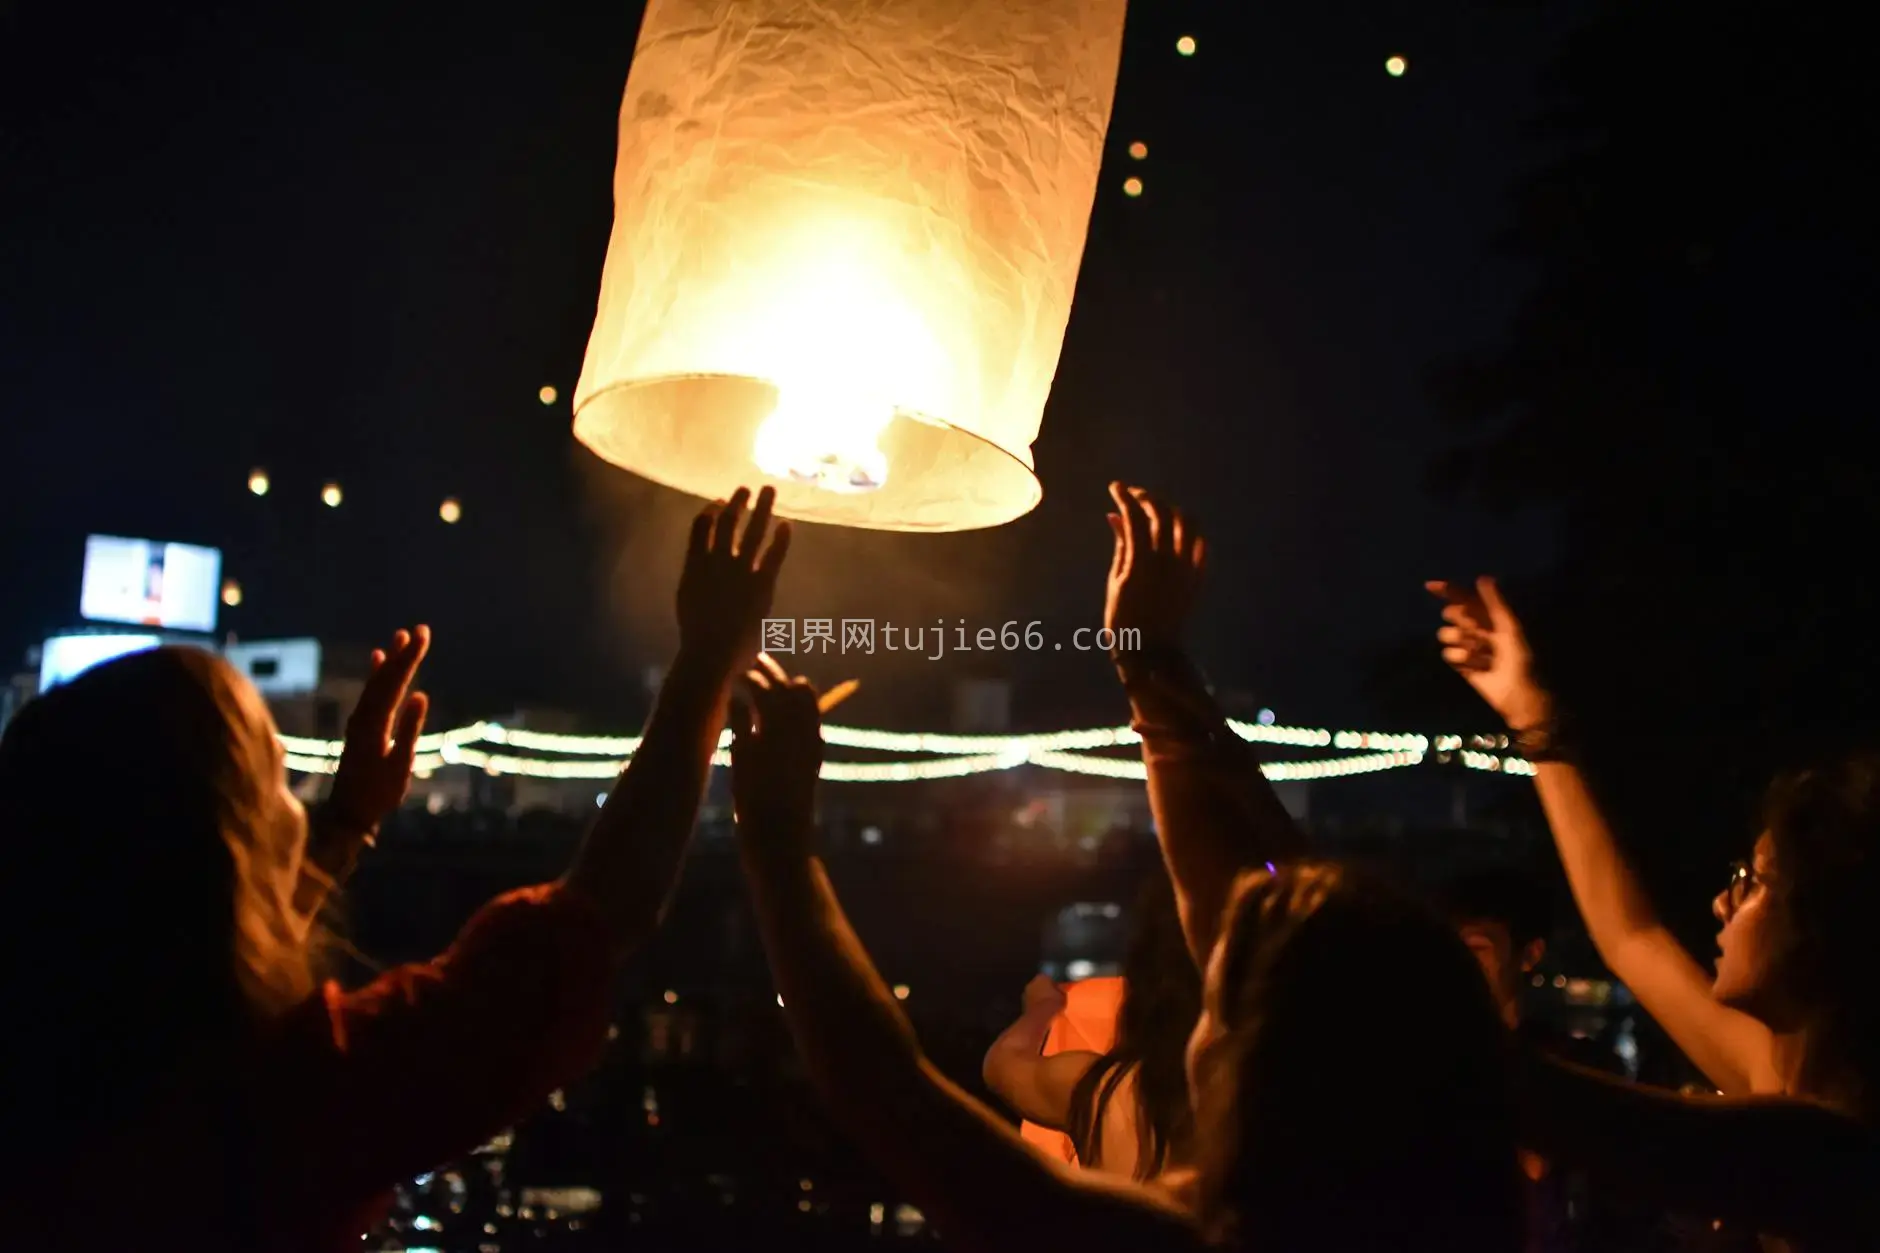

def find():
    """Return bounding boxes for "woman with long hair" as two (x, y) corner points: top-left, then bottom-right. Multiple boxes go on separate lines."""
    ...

(1429, 574), (1880, 1244)
(731, 653), (1527, 1253)
(984, 869), (1201, 1181)
(0, 486), (791, 1251)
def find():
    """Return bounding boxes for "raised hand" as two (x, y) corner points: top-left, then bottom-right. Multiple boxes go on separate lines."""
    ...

(1105, 481), (1206, 656)
(677, 485), (793, 674)
(1022, 973), (1068, 1016)
(730, 652), (823, 850)
(1425, 576), (1552, 731)
(329, 625), (431, 833)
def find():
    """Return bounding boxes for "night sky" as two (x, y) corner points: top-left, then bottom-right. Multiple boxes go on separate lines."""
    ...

(1, 1), (1587, 731)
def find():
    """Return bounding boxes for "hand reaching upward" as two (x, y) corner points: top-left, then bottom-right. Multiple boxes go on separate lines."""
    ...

(1104, 482), (1206, 656)
(1425, 576), (1552, 731)
(329, 626), (431, 833)
(677, 486), (793, 674)
(730, 652), (824, 851)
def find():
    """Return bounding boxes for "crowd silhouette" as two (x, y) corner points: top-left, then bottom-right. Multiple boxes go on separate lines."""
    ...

(3, 481), (1878, 1252)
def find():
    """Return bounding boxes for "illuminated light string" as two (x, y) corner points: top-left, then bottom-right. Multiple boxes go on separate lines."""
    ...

(1459, 750), (1537, 778)
(278, 719), (1456, 786)
(278, 717), (1424, 762)
(295, 744), (1427, 784)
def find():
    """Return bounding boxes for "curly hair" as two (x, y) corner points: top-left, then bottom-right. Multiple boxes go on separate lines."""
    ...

(1760, 751), (1880, 1120)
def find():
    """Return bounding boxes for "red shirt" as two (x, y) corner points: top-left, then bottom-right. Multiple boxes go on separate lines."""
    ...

(14, 883), (614, 1251)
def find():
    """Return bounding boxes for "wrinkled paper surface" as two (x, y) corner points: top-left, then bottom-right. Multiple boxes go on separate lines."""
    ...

(574, 0), (1127, 530)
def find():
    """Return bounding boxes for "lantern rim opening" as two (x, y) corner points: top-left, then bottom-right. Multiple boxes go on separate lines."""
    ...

(574, 373), (1041, 533)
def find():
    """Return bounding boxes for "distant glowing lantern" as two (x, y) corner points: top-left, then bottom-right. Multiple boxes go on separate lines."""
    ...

(1127, 141), (1148, 160)
(439, 497), (462, 524)
(221, 579), (242, 607)
(1122, 177), (1144, 198)
(321, 482), (343, 508)
(573, 0), (1128, 532)
(1176, 34), (1197, 56)
(539, 385), (558, 406)
(1386, 55), (1408, 77)
(248, 468), (270, 497)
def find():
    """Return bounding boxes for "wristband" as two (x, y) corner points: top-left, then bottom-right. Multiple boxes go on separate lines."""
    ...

(1510, 719), (1572, 763)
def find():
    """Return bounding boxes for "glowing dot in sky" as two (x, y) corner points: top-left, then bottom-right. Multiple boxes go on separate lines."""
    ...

(1175, 35), (1196, 56)
(321, 482), (343, 508)
(1122, 177), (1144, 198)
(539, 385), (558, 405)
(892, 984), (910, 1000)
(1386, 55), (1408, 77)
(221, 579), (243, 607)
(247, 468), (270, 496)
(439, 497), (463, 524)
(1127, 141), (1148, 160)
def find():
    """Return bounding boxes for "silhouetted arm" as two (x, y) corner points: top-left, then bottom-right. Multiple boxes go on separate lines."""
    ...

(1530, 759), (1777, 1093)
(1106, 484), (1305, 966)
(563, 487), (790, 958)
(563, 648), (733, 956)
(1429, 576), (1778, 1094)
(1123, 647), (1307, 966)
(294, 626), (432, 922)
(1518, 1047), (1880, 1243)
(733, 661), (1198, 1253)
(982, 1000), (1102, 1131)
(741, 847), (1198, 1253)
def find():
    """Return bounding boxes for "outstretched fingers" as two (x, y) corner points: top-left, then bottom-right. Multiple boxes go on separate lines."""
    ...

(712, 487), (751, 555)
(390, 690), (430, 767)
(756, 519), (794, 587)
(740, 485), (778, 567)
(1111, 481), (1152, 564)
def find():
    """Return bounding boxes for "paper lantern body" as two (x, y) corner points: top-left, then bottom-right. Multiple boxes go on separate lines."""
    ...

(574, 0), (1127, 531)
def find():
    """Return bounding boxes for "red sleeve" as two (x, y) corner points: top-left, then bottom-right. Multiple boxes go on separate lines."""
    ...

(271, 883), (615, 1214)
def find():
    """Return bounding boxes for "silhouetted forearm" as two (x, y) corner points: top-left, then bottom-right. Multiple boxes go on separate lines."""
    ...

(1518, 1047), (1880, 1243)
(564, 648), (731, 956)
(1121, 648), (1306, 965)
(293, 804), (375, 921)
(739, 837), (1198, 1253)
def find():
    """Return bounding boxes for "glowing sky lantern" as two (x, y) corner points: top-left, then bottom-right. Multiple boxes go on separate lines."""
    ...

(573, 0), (1129, 531)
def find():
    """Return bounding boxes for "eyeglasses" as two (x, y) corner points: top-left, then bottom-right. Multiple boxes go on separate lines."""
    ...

(1723, 860), (1763, 918)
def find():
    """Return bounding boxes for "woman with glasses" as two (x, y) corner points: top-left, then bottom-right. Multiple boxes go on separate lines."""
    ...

(1430, 576), (1880, 1248)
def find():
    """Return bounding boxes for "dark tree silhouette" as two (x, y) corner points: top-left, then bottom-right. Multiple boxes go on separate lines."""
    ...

(1430, 2), (1880, 930)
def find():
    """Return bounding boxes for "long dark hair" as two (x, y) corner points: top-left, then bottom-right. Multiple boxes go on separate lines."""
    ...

(1759, 750), (1880, 1121)
(1067, 867), (1202, 1179)
(1192, 862), (1523, 1253)
(0, 648), (313, 1166)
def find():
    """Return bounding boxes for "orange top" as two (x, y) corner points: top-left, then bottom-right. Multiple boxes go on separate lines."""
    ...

(15, 884), (614, 1252)
(1019, 976), (1125, 1163)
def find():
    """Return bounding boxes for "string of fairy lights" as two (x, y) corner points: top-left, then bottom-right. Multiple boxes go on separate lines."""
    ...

(280, 720), (1534, 785)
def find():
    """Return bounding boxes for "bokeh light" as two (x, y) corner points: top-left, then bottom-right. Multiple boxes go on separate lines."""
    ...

(1122, 177), (1144, 198)
(221, 579), (243, 607)
(1176, 35), (1196, 56)
(1386, 55), (1408, 77)
(321, 482), (342, 508)
(1127, 141), (1148, 160)
(439, 497), (463, 524)
(539, 385), (558, 405)
(247, 468), (270, 496)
